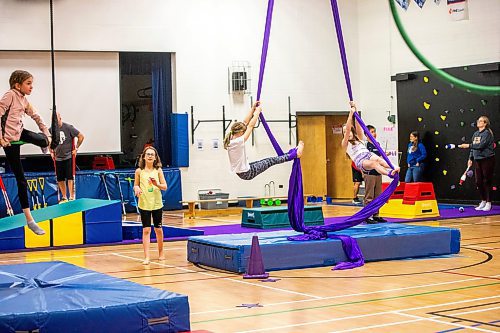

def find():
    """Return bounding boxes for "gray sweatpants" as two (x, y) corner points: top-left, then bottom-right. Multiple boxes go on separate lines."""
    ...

(237, 154), (289, 180)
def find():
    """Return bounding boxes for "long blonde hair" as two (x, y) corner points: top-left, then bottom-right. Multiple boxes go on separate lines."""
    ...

(223, 122), (247, 149)
(479, 116), (494, 137)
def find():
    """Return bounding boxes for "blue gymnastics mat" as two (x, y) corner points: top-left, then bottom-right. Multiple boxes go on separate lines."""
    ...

(187, 223), (460, 273)
(0, 261), (190, 333)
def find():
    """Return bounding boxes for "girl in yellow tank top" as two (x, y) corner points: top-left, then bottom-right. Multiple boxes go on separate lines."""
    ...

(134, 146), (168, 265)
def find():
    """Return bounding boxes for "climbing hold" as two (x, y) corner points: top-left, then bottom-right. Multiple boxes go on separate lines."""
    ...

(423, 102), (431, 110)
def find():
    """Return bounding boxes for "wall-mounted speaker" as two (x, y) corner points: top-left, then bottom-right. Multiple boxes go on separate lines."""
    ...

(232, 71), (247, 91)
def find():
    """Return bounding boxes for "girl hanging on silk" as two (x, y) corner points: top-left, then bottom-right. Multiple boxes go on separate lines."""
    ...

(342, 101), (400, 177)
(224, 101), (304, 180)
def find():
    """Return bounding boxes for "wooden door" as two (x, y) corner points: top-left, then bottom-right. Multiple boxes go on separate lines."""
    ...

(325, 114), (352, 199)
(297, 115), (327, 197)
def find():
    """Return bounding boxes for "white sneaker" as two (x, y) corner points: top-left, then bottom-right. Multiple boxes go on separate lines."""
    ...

(475, 201), (486, 211)
(482, 202), (492, 212)
(27, 221), (45, 235)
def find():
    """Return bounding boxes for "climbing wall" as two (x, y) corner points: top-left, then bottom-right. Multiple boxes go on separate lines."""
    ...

(395, 62), (499, 203)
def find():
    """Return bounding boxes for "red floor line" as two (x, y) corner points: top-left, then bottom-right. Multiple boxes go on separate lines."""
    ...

(443, 271), (500, 281)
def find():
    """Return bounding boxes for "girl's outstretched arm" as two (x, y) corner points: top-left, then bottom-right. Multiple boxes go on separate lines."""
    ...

(243, 101), (260, 125)
(341, 108), (354, 150)
(350, 102), (363, 140)
(243, 103), (262, 141)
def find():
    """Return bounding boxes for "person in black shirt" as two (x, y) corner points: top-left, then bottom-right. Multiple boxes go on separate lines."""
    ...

(458, 115), (495, 211)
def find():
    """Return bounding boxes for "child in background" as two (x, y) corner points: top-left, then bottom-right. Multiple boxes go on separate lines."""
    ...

(342, 102), (399, 177)
(224, 101), (304, 180)
(134, 146), (168, 265)
(0, 70), (51, 235)
(50, 112), (85, 202)
(351, 162), (363, 205)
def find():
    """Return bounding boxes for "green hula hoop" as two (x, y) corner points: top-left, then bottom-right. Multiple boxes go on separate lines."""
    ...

(389, 0), (500, 96)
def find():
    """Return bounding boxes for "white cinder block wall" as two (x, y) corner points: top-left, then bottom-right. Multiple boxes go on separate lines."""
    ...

(1, 0), (498, 200)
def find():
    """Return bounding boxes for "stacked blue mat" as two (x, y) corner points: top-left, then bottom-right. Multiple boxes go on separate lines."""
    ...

(0, 261), (190, 332)
(188, 223), (461, 273)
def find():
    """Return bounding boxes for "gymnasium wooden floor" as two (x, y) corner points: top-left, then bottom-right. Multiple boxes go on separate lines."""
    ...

(0, 205), (498, 332)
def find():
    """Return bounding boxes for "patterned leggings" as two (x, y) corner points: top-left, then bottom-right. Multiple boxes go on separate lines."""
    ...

(237, 154), (290, 180)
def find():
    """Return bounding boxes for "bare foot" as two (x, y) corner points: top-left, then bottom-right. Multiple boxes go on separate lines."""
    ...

(390, 167), (400, 176)
(142, 258), (150, 265)
(296, 141), (304, 158)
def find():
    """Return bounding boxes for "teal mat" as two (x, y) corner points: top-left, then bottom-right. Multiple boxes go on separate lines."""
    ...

(0, 199), (120, 233)
(242, 205), (324, 229)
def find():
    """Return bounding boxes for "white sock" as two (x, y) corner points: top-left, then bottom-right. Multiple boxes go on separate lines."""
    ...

(27, 220), (45, 235)
(482, 202), (492, 211)
(475, 201), (486, 210)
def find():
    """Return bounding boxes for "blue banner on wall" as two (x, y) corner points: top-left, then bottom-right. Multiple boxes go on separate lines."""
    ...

(0, 168), (182, 217)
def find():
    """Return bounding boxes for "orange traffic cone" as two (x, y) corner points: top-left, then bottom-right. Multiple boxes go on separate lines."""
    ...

(243, 235), (269, 279)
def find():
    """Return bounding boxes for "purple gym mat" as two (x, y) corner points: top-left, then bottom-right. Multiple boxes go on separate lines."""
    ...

(191, 205), (500, 236)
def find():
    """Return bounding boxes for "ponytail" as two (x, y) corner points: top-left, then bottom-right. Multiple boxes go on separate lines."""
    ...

(223, 130), (232, 150)
(224, 121), (247, 150)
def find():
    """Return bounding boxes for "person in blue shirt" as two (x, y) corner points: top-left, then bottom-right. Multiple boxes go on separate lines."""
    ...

(405, 131), (427, 183)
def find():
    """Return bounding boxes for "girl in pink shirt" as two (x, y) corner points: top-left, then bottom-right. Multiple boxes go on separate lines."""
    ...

(341, 102), (399, 177)
(0, 70), (51, 235)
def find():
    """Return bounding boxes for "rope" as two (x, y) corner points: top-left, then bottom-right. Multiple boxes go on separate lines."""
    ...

(49, 0), (60, 149)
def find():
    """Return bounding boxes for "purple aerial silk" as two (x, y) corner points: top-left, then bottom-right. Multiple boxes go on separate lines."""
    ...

(256, 0), (399, 270)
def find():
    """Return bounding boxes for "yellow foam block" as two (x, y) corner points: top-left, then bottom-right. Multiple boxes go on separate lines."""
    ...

(53, 212), (84, 246)
(25, 220), (51, 248)
(380, 199), (440, 219)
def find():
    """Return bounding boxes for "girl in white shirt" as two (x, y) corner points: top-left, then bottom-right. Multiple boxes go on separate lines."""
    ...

(224, 101), (304, 180)
(341, 102), (399, 177)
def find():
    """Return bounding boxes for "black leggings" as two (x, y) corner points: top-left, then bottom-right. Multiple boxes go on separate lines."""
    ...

(3, 129), (49, 209)
(237, 154), (290, 180)
(474, 156), (495, 202)
(139, 208), (163, 228)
